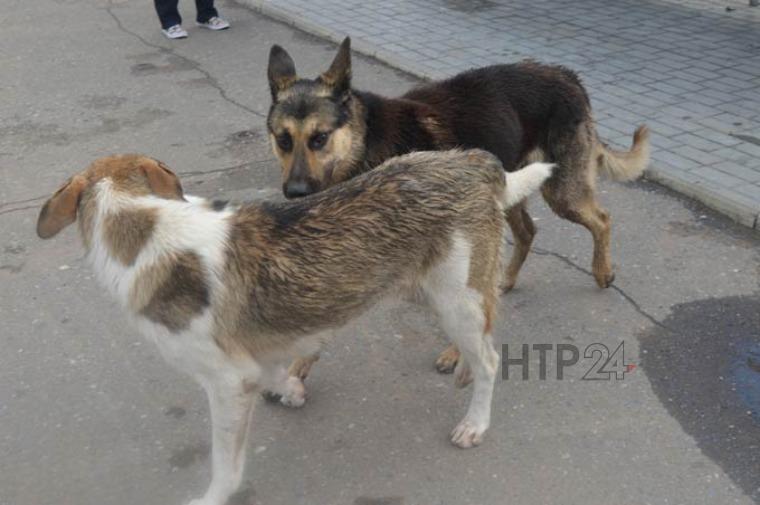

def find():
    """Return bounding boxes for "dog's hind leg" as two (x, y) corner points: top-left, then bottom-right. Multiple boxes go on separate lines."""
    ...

(574, 198), (613, 288)
(423, 233), (499, 448)
(571, 198), (615, 288)
(261, 364), (307, 408)
(502, 201), (536, 292)
(542, 182), (614, 288)
(269, 332), (329, 404)
(189, 379), (256, 505)
(543, 116), (615, 288)
(288, 352), (320, 380)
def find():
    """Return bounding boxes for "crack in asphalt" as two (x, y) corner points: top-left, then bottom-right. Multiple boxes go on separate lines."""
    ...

(508, 238), (677, 334)
(0, 195), (48, 209)
(0, 160), (275, 216)
(0, 204), (40, 217)
(104, 4), (265, 118)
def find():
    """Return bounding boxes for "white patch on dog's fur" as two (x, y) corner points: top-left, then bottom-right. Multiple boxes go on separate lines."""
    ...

(89, 181), (232, 310)
(504, 162), (555, 208)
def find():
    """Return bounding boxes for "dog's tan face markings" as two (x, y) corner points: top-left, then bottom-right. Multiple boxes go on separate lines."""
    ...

(267, 37), (360, 198)
(269, 114), (358, 196)
(36, 155), (183, 240)
(139, 251), (209, 332)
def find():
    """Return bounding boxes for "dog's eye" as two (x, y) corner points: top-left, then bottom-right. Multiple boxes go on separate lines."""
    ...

(309, 132), (329, 151)
(276, 132), (293, 152)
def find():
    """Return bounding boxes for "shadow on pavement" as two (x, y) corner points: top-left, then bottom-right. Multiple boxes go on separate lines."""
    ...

(640, 293), (760, 502)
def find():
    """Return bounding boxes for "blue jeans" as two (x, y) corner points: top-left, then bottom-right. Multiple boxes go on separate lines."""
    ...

(154, 0), (218, 29)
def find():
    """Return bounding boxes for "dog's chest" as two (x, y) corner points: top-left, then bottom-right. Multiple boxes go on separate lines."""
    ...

(134, 311), (233, 379)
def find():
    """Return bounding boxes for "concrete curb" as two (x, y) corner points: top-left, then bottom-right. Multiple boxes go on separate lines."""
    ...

(239, 0), (760, 230)
(645, 166), (760, 229)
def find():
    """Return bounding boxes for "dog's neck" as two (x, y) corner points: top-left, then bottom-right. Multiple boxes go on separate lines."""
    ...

(352, 90), (444, 173)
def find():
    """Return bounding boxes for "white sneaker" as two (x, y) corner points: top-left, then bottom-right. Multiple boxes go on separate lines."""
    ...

(197, 16), (230, 30)
(162, 24), (188, 39)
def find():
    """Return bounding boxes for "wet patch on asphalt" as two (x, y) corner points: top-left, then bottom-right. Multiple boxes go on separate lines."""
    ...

(0, 108), (171, 149)
(168, 442), (210, 469)
(0, 118), (71, 147)
(205, 128), (266, 161)
(164, 406), (186, 419)
(640, 293), (760, 501)
(1, 241), (26, 274)
(78, 94), (127, 110)
(130, 55), (199, 76)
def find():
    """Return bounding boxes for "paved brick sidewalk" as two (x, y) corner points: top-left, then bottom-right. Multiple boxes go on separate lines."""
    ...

(243, 0), (760, 229)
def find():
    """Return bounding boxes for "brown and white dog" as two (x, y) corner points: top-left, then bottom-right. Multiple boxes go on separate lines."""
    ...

(37, 150), (552, 505)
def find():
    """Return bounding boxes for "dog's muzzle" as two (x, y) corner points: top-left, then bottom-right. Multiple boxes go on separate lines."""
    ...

(283, 180), (315, 199)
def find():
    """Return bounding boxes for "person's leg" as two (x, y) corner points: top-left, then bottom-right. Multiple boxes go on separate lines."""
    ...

(154, 0), (181, 29)
(195, 0), (219, 23)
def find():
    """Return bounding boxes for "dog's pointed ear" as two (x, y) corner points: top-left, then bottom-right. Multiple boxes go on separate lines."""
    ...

(143, 159), (184, 200)
(37, 175), (88, 239)
(268, 44), (297, 100)
(320, 37), (352, 97)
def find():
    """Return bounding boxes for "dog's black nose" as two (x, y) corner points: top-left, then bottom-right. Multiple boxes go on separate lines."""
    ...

(284, 181), (313, 199)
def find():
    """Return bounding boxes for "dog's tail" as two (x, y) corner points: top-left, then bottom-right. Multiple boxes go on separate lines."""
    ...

(595, 125), (650, 182)
(504, 162), (555, 208)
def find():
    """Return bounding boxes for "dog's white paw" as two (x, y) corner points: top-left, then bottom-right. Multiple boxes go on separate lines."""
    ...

(279, 376), (306, 408)
(450, 418), (487, 449)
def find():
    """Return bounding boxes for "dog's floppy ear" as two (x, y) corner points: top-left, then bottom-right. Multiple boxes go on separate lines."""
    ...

(144, 159), (184, 200)
(37, 175), (88, 239)
(268, 44), (297, 100)
(320, 37), (351, 97)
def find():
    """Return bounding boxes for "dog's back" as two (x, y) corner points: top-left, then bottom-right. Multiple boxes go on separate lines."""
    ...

(215, 149), (511, 357)
(403, 61), (591, 171)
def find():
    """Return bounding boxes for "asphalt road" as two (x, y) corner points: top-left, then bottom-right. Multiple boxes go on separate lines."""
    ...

(1, 1), (759, 505)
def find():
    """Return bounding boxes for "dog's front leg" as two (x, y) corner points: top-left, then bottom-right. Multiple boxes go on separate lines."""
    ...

(188, 379), (256, 505)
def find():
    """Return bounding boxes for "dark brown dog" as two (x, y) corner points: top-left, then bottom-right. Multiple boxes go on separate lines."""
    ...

(267, 37), (650, 375)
